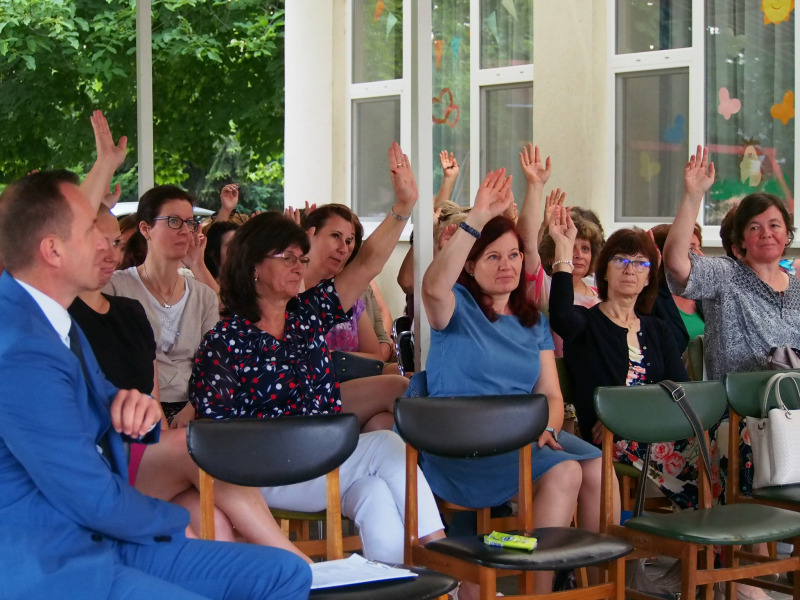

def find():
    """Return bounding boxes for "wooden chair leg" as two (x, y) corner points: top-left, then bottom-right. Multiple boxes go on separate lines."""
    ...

(198, 468), (216, 541)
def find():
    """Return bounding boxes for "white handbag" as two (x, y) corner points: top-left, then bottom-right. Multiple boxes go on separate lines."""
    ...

(747, 372), (800, 489)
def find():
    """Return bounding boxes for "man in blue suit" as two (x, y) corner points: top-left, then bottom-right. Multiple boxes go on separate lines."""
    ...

(0, 171), (311, 600)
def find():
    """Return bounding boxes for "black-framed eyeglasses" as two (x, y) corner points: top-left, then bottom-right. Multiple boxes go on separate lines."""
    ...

(608, 255), (651, 272)
(265, 253), (311, 267)
(152, 216), (200, 232)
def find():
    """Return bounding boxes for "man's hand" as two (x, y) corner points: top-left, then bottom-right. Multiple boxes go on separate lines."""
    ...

(110, 390), (162, 439)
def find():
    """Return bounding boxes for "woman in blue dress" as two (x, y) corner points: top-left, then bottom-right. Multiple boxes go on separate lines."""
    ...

(420, 168), (615, 595)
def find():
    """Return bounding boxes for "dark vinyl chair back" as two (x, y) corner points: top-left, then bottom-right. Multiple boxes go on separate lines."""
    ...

(187, 414), (359, 487)
(394, 394), (549, 458)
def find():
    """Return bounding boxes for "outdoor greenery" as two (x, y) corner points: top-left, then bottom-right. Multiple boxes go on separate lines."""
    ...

(0, 0), (286, 212)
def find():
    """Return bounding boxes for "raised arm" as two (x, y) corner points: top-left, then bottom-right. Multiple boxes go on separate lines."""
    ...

(334, 143), (417, 312)
(515, 144), (551, 278)
(435, 150), (460, 206)
(663, 146), (715, 287)
(216, 183), (239, 223)
(422, 169), (512, 331)
(80, 110), (128, 211)
(546, 205), (589, 341)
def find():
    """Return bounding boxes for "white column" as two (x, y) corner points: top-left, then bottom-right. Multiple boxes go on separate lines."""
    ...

(136, 0), (154, 196)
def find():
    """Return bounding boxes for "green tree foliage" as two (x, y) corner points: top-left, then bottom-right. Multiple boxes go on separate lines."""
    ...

(0, 0), (285, 211)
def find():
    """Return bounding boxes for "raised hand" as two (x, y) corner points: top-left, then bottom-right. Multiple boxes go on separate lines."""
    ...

(549, 204), (577, 248)
(472, 168), (513, 225)
(684, 145), (715, 199)
(284, 201), (316, 226)
(90, 110), (127, 171)
(220, 183), (239, 212)
(519, 143), (551, 187)
(183, 230), (207, 271)
(439, 150), (460, 180)
(543, 188), (566, 226)
(389, 142), (418, 215)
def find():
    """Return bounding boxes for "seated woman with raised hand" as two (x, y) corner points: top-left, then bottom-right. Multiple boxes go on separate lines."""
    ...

(189, 143), (446, 565)
(420, 168), (607, 595)
(547, 207), (698, 509)
(301, 203), (409, 431)
(71, 206), (310, 562)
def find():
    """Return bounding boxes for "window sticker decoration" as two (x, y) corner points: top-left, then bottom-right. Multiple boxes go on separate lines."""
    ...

(385, 12), (398, 40)
(721, 28), (747, 58)
(434, 39), (444, 70)
(432, 88), (460, 128)
(761, 0), (794, 24)
(663, 114), (686, 144)
(373, 0), (385, 22)
(502, 0), (518, 21)
(639, 151), (661, 182)
(771, 91), (795, 125)
(739, 142), (763, 187)
(451, 36), (461, 67)
(485, 11), (500, 46)
(718, 88), (742, 121)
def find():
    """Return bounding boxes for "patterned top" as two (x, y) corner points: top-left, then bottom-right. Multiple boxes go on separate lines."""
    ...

(667, 255), (800, 379)
(325, 297), (365, 352)
(189, 280), (350, 419)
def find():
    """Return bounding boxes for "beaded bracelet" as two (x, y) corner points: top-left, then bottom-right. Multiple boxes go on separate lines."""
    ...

(459, 222), (480, 239)
(551, 259), (574, 270)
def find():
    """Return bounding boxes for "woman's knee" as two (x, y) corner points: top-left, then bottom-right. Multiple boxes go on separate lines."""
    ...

(541, 459), (583, 492)
(579, 457), (603, 490)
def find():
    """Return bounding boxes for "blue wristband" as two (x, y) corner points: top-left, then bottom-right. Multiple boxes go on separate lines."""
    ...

(459, 221), (480, 239)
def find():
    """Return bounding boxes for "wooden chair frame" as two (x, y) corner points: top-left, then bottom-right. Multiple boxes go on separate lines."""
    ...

(596, 381), (800, 600)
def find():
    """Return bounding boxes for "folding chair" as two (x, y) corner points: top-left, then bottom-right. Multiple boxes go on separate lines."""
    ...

(187, 415), (457, 600)
(595, 380), (800, 600)
(396, 394), (633, 600)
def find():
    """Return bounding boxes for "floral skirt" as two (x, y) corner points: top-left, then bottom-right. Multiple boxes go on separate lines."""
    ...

(612, 437), (705, 510)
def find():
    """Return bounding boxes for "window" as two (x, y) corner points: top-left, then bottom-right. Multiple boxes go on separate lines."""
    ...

(612, 0), (796, 230)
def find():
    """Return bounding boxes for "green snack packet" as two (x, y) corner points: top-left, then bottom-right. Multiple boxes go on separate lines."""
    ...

(483, 530), (538, 552)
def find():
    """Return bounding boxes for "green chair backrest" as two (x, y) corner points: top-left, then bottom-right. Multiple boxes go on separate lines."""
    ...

(594, 380), (726, 443)
(725, 369), (800, 418)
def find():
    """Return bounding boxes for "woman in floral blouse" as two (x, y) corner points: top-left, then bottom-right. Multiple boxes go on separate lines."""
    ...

(189, 144), (445, 564)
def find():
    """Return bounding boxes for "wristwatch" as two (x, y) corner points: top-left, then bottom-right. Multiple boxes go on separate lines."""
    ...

(545, 427), (558, 442)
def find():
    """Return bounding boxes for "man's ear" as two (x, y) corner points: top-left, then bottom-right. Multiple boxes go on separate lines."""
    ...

(39, 236), (62, 267)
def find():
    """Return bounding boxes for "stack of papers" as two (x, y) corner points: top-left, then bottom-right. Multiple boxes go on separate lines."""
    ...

(310, 554), (418, 589)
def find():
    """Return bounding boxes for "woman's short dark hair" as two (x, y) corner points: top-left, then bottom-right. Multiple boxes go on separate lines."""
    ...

(595, 228), (660, 314)
(120, 185), (196, 268)
(720, 204), (738, 259)
(731, 192), (795, 257)
(456, 216), (540, 327)
(302, 204), (363, 265)
(539, 215), (604, 276)
(220, 211), (310, 322)
(204, 220), (240, 279)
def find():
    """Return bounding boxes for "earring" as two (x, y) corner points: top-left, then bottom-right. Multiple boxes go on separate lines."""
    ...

(254, 272), (259, 282)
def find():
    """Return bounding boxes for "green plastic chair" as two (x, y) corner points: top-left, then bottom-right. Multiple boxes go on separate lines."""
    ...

(595, 380), (800, 600)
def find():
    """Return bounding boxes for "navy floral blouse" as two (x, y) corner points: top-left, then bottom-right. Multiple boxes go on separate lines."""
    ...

(189, 280), (350, 419)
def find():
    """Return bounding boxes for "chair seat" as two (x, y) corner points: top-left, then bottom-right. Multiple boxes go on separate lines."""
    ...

(625, 502), (800, 545)
(424, 527), (633, 570)
(309, 566), (457, 600)
(752, 484), (800, 505)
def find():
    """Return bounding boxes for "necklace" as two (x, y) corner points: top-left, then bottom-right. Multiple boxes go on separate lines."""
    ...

(601, 305), (637, 331)
(142, 263), (180, 308)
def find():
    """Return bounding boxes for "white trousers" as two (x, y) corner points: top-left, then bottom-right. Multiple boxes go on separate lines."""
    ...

(261, 430), (443, 563)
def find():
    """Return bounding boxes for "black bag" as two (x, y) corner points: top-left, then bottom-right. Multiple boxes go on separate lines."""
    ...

(331, 351), (383, 383)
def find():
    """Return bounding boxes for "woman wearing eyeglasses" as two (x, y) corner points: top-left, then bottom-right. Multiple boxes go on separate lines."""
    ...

(547, 207), (697, 509)
(106, 186), (219, 426)
(188, 144), (447, 564)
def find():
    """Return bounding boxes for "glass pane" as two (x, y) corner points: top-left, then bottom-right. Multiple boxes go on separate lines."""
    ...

(432, 0), (471, 206)
(352, 97), (401, 218)
(616, 0), (692, 54)
(0, 1), (138, 197)
(353, 0), (403, 83)
(481, 84), (534, 208)
(615, 69), (689, 220)
(480, 0), (533, 69)
(153, 2), (286, 213)
(704, 0), (794, 225)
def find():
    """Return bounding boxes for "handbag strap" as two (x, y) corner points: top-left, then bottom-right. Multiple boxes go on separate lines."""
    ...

(762, 372), (800, 416)
(659, 380), (713, 487)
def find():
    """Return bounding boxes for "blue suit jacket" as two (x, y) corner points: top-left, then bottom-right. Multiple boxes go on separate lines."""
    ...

(0, 273), (189, 600)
